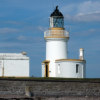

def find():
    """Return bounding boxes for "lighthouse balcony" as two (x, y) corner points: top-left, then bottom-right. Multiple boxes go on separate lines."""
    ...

(44, 30), (69, 38)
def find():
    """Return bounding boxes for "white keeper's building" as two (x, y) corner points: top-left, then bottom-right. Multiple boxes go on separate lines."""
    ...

(42, 6), (86, 78)
(0, 52), (29, 77)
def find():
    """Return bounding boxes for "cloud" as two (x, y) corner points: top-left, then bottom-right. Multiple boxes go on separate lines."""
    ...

(0, 28), (19, 34)
(0, 25), (45, 35)
(75, 12), (100, 22)
(78, 1), (100, 14)
(62, 1), (100, 22)
(3, 21), (26, 25)
(66, 12), (100, 22)
(15, 34), (44, 46)
(72, 28), (99, 37)
(17, 36), (27, 41)
(0, 43), (28, 47)
(37, 26), (47, 32)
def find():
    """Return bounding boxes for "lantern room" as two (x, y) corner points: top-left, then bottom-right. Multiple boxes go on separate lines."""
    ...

(50, 6), (64, 28)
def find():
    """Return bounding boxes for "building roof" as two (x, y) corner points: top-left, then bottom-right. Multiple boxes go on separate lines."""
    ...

(50, 6), (63, 17)
(0, 53), (29, 60)
(55, 59), (86, 62)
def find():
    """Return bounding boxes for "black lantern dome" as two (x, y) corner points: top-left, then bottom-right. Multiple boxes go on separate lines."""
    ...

(50, 6), (64, 28)
(50, 6), (63, 17)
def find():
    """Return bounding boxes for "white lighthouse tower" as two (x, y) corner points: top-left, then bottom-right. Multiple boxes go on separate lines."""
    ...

(42, 6), (86, 78)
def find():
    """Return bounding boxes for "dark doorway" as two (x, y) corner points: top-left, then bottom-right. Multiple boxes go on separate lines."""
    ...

(45, 63), (49, 77)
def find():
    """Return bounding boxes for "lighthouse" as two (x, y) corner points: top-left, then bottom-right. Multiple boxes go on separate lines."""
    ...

(42, 6), (86, 78)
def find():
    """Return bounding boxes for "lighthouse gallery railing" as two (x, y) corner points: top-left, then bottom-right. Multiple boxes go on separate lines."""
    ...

(44, 30), (69, 38)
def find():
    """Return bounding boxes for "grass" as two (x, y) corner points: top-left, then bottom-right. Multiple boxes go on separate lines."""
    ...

(0, 77), (100, 82)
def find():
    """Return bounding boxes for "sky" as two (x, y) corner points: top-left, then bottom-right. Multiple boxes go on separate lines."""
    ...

(0, 0), (100, 78)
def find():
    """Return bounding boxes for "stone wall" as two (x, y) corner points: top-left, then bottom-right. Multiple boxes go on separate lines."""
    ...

(0, 78), (100, 100)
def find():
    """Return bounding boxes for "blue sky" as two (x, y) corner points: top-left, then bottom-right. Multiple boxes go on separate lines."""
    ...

(0, 0), (100, 78)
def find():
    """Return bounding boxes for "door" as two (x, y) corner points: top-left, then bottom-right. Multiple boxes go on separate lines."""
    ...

(45, 63), (49, 77)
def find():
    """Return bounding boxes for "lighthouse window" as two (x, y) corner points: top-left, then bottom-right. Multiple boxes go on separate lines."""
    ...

(76, 64), (79, 73)
(53, 17), (64, 28)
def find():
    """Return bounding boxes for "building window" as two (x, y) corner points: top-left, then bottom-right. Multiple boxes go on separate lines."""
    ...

(58, 64), (60, 74)
(76, 64), (79, 73)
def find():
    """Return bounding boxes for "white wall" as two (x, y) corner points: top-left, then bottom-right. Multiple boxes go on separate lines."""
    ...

(55, 61), (86, 78)
(46, 38), (68, 60)
(3, 60), (29, 77)
(0, 61), (3, 76)
(42, 63), (45, 77)
(45, 38), (68, 77)
(0, 53), (29, 77)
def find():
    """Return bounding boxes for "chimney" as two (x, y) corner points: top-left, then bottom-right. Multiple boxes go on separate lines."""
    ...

(21, 51), (27, 55)
(79, 48), (84, 60)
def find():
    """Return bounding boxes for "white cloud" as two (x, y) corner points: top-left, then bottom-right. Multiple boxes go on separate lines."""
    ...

(4, 21), (25, 25)
(37, 26), (47, 32)
(62, 1), (100, 22)
(0, 28), (19, 34)
(0, 43), (28, 47)
(17, 36), (27, 41)
(78, 1), (100, 15)
(74, 12), (100, 22)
